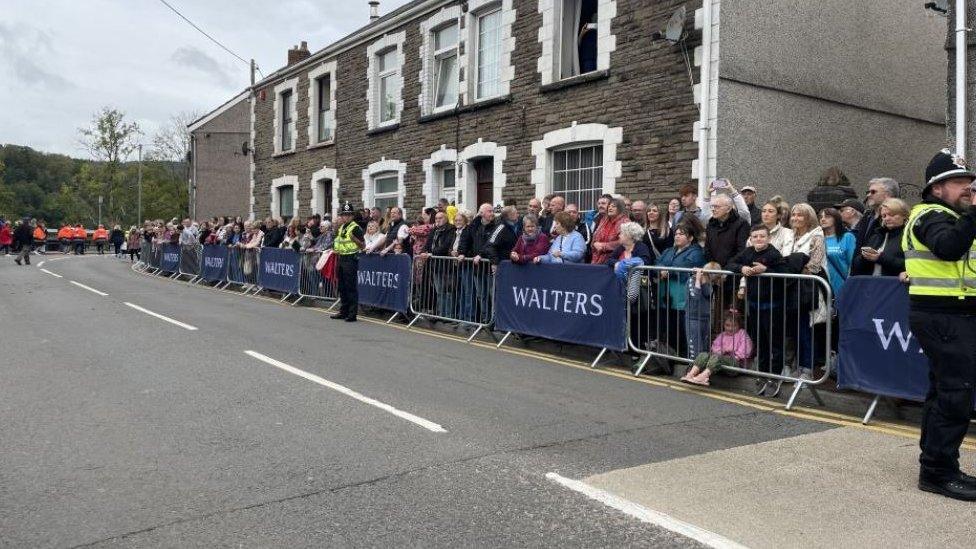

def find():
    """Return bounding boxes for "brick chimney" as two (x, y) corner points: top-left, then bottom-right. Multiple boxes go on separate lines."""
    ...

(369, 1), (380, 21)
(287, 41), (310, 66)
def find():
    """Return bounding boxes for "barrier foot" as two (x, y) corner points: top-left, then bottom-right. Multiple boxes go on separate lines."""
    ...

(406, 314), (422, 329)
(291, 296), (304, 307)
(326, 300), (339, 312)
(386, 312), (399, 324)
(862, 395), (881, 425)
(496, 331), (512, 348)
(279, 293), (292, 303)
(467, 325), (485, 343)
(785, 382), (824, 410)
(590, 348), (608, 369)
(632, 353), (652, 377)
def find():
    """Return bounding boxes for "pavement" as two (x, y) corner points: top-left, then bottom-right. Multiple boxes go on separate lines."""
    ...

(1, 252), (974, 548)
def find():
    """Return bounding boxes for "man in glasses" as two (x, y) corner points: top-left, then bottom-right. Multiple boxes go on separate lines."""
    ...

(853, 177), (900, 248)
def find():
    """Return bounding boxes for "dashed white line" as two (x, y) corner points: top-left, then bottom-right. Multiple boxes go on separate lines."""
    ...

(40, 268), (63, 278)
(37, 260), (45, 268)
(244, 350), (447, 434)
(545, 473), (750, 549)
(123, 302), (198, 331)
(69, 280), (108, 296)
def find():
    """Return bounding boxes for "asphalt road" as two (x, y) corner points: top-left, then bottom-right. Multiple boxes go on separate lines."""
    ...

(0, 253), (843, 547)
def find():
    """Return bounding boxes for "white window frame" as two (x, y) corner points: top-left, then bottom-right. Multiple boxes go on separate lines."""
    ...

(366, 31), (406, 130)
(362, 158), (407, 213)
(419, 7), (462, 116)
(537, 0), (617, 86)
(310, 166), (340, 220)
(462, 0), (516, 105)
(457, 139), (506, 210)
(273, 78), (299, 154)
(530, 122), (622, 206)
(307, 61), (337, 147)
(422, 145), (459, 206)
(270, 175), (299, 220)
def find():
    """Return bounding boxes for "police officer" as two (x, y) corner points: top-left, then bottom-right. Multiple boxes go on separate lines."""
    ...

(904, 149), (976, 501)
(332, 202), (365, 322)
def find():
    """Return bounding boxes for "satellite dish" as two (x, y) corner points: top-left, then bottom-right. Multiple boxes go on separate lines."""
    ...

(663, 6), (686, 43)
(241, 141), (250, 156)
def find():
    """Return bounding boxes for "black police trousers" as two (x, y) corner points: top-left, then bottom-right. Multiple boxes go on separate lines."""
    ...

(910, 310), (976, 480)
(337, 254), (359, 319)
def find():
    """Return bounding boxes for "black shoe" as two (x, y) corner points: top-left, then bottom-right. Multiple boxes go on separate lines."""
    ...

(957, 471), (976, 489)
(330, 314), (347, 320)
(919, 475), (976, 501)
(344, 317), (357, 322)
(14, 259), (22, 265)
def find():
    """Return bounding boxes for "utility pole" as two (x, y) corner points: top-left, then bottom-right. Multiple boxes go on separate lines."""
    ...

(137, 143), (143, 225)
(98, 195), (103, 226)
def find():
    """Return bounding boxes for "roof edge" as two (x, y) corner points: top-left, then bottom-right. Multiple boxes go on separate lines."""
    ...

(187, 90), (251, 132)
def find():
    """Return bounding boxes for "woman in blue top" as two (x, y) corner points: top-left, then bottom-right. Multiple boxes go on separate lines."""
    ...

(654, 224), (705, 359)
(536, 212), (586, 264)
(819, 208), (855, 299)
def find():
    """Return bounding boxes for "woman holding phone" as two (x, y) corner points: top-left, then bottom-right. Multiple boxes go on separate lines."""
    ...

(851, 197), (908, 277)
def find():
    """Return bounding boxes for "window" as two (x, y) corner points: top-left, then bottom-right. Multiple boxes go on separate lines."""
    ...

(558, 0), (599, 80)
(377, 48), (399, 124)
(439, 165), (456, 201)
(316, 75), (333, 142)
(475, 9), (502, 100)
(432, 25), (459, 110)
(538, 0), (614, 86)
(373, 174), (399, 210)
(552, 145), (603, 212)
(280, 90), (294, 151)
(278, 184), (295, 218)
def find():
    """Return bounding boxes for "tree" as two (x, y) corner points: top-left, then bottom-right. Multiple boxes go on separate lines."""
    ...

(148, 111), (199, 164)
(78, 107), (141, 164)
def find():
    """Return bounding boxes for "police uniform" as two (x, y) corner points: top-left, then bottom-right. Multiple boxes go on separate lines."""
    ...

(904, 149), (976, 501)
(332, 202), (365, 322)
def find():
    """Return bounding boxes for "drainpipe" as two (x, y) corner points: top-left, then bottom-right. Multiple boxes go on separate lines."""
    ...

(955, 0), (968, 156)
(696, 0), (714, 200)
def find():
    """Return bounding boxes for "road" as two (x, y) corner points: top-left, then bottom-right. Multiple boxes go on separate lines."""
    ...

(1, 254), (974, 548)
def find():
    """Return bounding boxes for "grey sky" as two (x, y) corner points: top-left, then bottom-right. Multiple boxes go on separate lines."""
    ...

(0, 0), (413, 158)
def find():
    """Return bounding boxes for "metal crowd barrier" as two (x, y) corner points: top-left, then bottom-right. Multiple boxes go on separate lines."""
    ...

(144, 242), (162, 273)
(407, 255), (495, 342)
(177, 244), (202, 283)
(226, 247), (261, 294)
(627, 264), (833, 409)
(295, 250), (339, 308)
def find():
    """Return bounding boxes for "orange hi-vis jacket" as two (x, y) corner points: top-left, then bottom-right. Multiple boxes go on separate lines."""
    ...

(93, 228), (109, 241)
(73, 227), (87, 239)
(57, 226), (72, 239)
(33, 227), (45, 241)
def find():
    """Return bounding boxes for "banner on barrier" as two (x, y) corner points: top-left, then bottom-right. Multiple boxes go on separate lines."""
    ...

(836, 276), (930, 401)
(494, 262), (627, 351)
(201, 245), (228, 282)
(357, 253), (412, 314)
(258, 247), (300, 294)
(160, 244), (180, 272)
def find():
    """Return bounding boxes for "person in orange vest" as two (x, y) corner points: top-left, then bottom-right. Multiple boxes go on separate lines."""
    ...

(73, 224), (87, 255)
(93, 224), (109, 254)
(57, 223), (72, 254)
(32, 221), (46, 255)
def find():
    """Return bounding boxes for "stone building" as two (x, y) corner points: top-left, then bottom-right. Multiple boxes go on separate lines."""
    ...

(188, 91), (251, 220)
(239, 0), (945, 222)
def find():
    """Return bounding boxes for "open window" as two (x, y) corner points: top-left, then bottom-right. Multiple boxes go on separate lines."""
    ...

(559, 0), (599, 79)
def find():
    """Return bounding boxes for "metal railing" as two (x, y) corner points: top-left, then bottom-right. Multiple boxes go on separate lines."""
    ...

(295, 250), (339, 308)
(225, 247), (261, 294)
(627, 265), (833, 410)
(407, 255), (495, 341)
(177, 244), (202, 283)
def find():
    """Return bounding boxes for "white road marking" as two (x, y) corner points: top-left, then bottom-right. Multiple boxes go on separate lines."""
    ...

(37, 261), (45, 268)
(123, 302), (198, 331)
(545, 473), (750, 549)
(69, 280), (108, 296)
(40, 268), (63, 278)
(244, 350), (447, 434)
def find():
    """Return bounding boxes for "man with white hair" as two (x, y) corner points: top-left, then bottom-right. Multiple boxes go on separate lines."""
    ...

(854, 177), (900, 248)
(704, 193), (750, 268)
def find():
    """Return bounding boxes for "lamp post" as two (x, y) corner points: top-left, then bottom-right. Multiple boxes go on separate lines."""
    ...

(97, 195), (103, 226)
(137, 143), (143, 226)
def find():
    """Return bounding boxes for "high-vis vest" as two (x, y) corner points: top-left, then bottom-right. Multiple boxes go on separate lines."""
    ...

(74, 227), (87, 239)
(902, 202), (976, 298)
(333, 222), (360, 255)
(33, 227), (45, 241)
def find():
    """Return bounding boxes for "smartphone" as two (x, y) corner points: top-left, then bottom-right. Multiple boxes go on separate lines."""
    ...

(711, 178), (729, 189)
(861, 247), (877, 253)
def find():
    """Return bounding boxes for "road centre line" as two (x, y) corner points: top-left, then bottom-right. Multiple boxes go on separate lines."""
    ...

(123, 302), (198, 331)
(40, 268), (62, 278)
(37, 260), (45, 268)
(545, 473), (750, 549)
(244, 350), (447, 434)
(69, 280), (108, 296)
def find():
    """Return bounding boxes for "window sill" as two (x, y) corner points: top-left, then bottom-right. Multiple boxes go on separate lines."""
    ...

(272, 149), (297, 158)
(367, 122), (400, 136)
(539, 69), (611, 93)
(307, 140), (335, 151)
(417, 94), (511, 124)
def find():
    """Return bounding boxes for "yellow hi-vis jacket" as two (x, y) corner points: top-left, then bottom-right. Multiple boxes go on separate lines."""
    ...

(902, 202), (976, 298)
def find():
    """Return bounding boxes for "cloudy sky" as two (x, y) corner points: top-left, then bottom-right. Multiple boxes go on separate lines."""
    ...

(0, 0), (413, 158)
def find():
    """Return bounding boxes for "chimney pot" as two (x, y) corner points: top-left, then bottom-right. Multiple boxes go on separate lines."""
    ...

(369, 1), (380, 21)
(287, 41), (311, 66)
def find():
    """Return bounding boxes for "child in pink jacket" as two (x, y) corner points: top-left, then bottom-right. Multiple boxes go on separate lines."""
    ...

(681, 311), (753, 386)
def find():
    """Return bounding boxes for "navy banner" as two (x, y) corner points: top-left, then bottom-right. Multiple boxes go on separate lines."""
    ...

(200, 245), (228, 282)
(494, 261), (627, 351)
(257, 247), (300, 294)
(836, 276), (930, 401)
(160, 244), (180, 272)
(357, 253), (412, 314)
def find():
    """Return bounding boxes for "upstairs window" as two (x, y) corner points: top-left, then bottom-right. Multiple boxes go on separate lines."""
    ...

(377, 48), (400, 124)
(280, 89), (294, 151)
(316, 75), (333, 142)
(559, 0), (599, 79)
(432, 25), (459, 110)
(475, 9), (502, 100)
